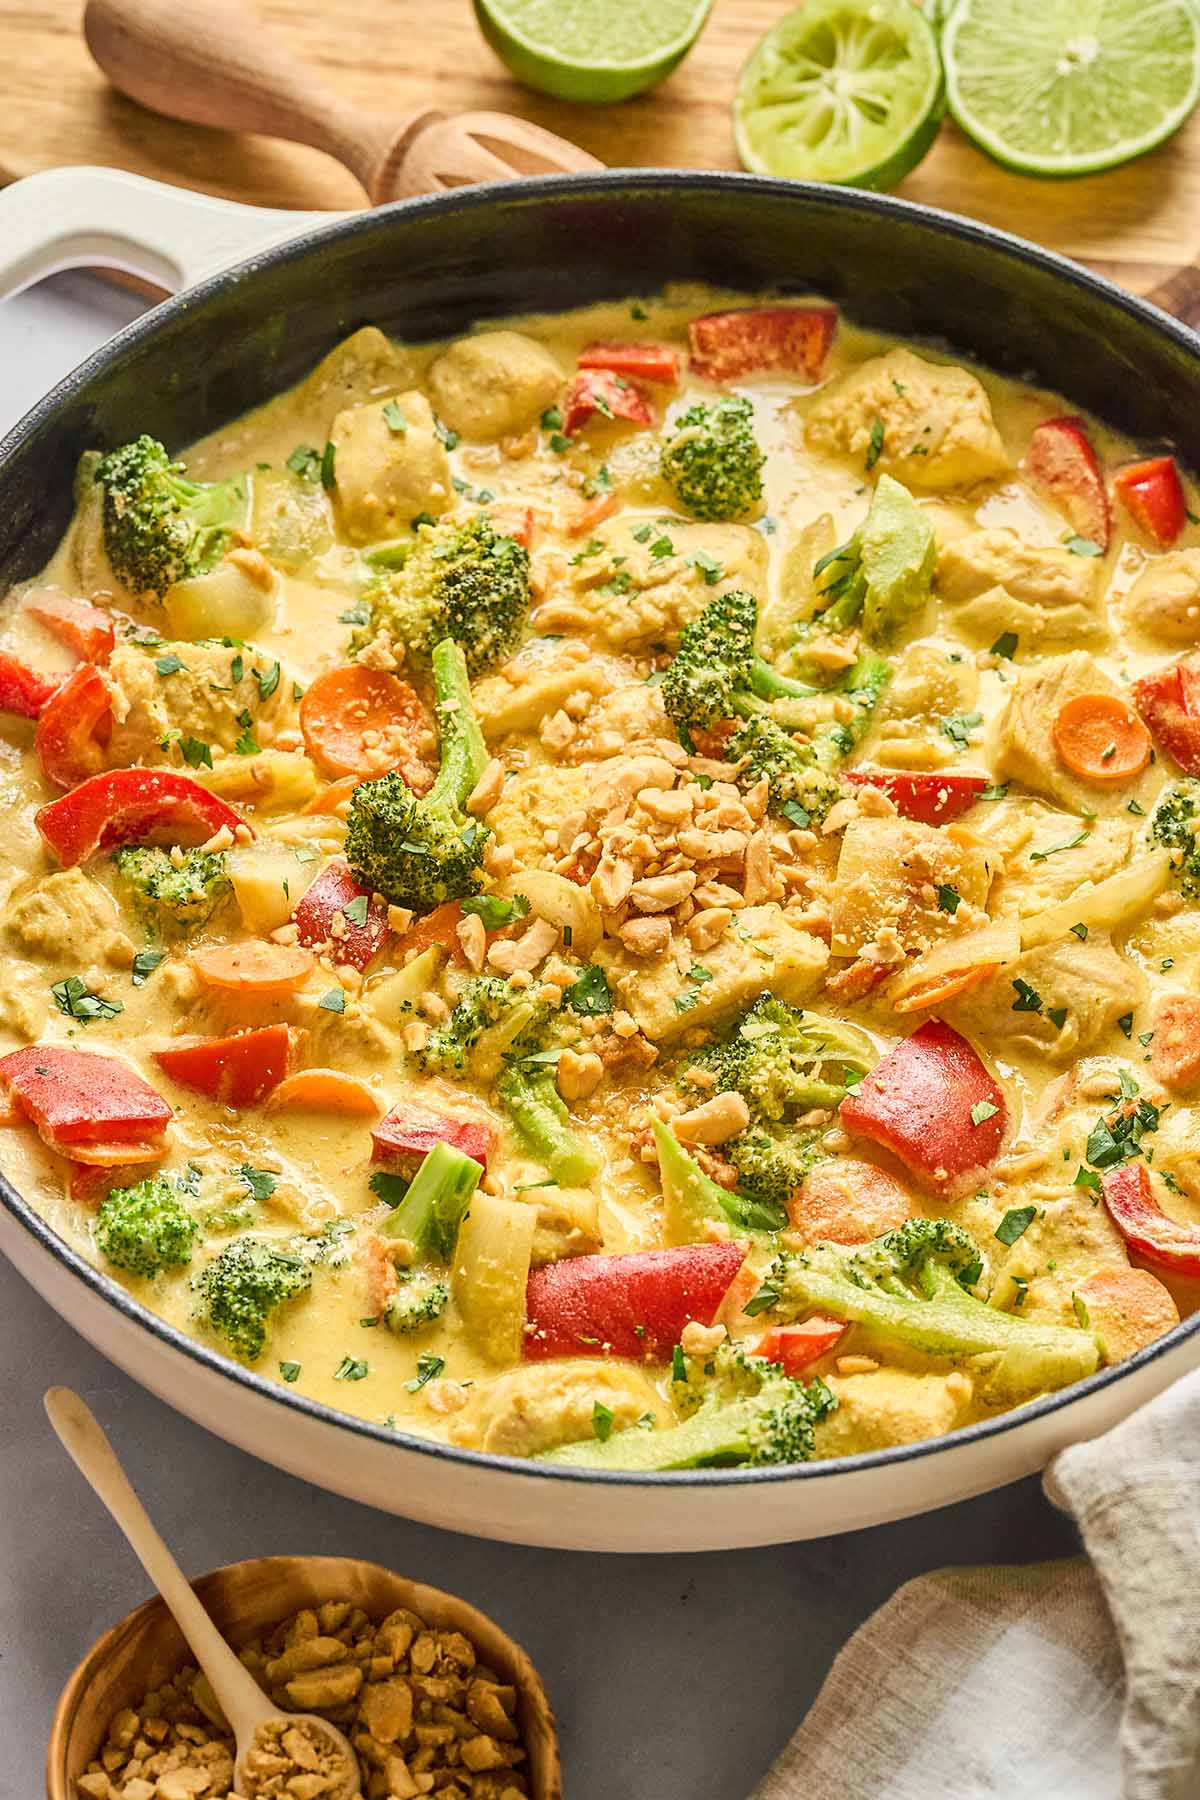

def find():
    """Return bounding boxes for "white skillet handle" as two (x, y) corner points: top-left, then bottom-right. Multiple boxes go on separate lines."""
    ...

(0, 166), (345, 302)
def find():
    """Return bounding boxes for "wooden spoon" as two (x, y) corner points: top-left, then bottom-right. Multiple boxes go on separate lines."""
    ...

(43, 1387), (361, 1800)
(83, 0), (603, 203)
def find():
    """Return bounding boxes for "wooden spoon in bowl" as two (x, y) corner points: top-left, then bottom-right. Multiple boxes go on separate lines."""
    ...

(83, 0), (603, 203)
(44, 1387), (361, 1800)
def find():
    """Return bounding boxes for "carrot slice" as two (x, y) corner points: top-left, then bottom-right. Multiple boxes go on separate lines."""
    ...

(266, 1069), (381, 1116)
(1053, 693), (1151, 782)
(567, 492), (620, 537)
(303, 774), (359, 815)
(399, 899), (467, 959)
(892, 963), (994, 1015)
(299, 666), (431, 780)
(190, 940), (316, 996)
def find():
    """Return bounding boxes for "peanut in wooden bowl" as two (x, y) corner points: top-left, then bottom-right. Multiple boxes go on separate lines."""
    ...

(46, 1553), (562, 1800)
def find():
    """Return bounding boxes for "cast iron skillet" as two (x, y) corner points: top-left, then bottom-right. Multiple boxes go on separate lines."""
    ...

(2, 172), (1199, 1546)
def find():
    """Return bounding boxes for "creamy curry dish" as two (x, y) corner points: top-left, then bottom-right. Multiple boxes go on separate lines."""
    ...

(4, 289), (1200, 1473)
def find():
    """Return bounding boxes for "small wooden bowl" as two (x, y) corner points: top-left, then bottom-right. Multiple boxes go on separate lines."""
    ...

(47, 1554), (561, 1800)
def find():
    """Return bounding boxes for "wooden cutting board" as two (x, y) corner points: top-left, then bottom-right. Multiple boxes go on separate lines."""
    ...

(1, 0), (1197, 297)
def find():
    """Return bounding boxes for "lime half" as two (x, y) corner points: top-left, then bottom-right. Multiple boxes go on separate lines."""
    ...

(734, 0), (944, 191)
(474, 0), (713, 105)
(942, 0), (1200, 178)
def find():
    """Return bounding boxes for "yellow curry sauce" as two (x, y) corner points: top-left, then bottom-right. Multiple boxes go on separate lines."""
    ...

(3, 287), (1199, 1469)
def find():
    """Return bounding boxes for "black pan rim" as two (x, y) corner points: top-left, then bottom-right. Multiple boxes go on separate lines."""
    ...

(2, 167), (1199, 1498)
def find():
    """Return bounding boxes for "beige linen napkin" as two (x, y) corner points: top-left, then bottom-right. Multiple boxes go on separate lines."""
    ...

(753, 1370), (1200, 1800)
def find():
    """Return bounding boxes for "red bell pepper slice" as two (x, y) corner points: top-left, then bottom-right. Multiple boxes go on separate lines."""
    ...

(1113, 456), (1187, 549)
(1025, 416), (1111, 551)
(1101, 1160), (1200, 1279)
(293, 858), (389, 972)
(155, 1024), (296, 1107)
(35, 663), (114, 790)
(752, 1319), (846, 1375)
(25, 591), (116, 663)
(839, 1019), (1006, 1201)
(371, 1102), (493, 1174)
(0, 652), (60, 720)
(687, 305), (838, 383)
(561, 369), (653, 435)
(0, 1045), (172, 1145)
(524, 1241), (747, 1362)
(843, 768), (988, 826)
(578, 341), (680, 385)
(1132, 654), (1200, 775)
(37, 767), (249, 867)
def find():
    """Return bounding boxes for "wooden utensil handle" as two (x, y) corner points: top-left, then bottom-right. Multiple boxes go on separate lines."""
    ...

(44, 1387), (275, 1740)
(84, 0), (435, 200)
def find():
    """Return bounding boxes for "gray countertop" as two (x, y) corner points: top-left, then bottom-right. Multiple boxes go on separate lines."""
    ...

(0, 275), (1081, 1800)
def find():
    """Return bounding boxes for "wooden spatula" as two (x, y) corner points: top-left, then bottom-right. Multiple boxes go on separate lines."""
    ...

(83, 0), (603, 203)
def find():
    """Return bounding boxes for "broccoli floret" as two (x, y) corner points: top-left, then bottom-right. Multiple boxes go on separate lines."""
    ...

(683, 995), (876, 1120)
(541, 1340), (837, 1471)
(379, 1141), (481, 1258)
(753, 1220), (1102, 1397)
(782, 476), (935, 682)
(678, 997), (876, 1210)
(95, 1176), (199, 1279)
(193, 1234), (322, 1360)
(1151, 780), (1200, 898)
(345, 637), (489, 910)
(384, 1275), (450, 1335)
(652, 1116), (788, 1241)
(660, 398), (765, 522)
(725, 715), (846, 826)
(112, 846), (230, 937)
(661, 589), (820, 738)
(725, 1128), (824, 1211)
(417, 976), (549, 1079)
(94, 435), (248, 599)
(496, 1061), (603, 1186)
(362, 513), (530, 676)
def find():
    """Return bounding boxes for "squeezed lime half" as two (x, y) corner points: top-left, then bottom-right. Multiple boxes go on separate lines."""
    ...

(942, 0), (1200, 178)
(734, 0), (944, 191)
(474, 0), (713, 104)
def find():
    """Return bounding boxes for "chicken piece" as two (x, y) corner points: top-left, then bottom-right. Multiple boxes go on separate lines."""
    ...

(568, 679), (673, 760)
(1075, 1267), (1180, 1364)
(597, 903), (827, 1043)
(869, 640), (980, 771)
(104, 639), (299, 769)
(1150, 994), (1200, 1094)
(831, 816), (994, 958)
(4, 867), (123, 961)
(451, 1360), (666, 1457)
(294, 326), (420, 424)
(987, 1190), (1133, 1327)
(991, 650), (1162, 818)
(487, 763), (596, 870)
(330, 391), (451, 541)
(984, 803), (1132, 919)
(564, 518), (769, 653)
(428, 331), (563, 442)
(945, 934), (1146, 1066)
(804, 348), (1009, 492)
(814, 1368), (974, 1456)
(1123, 549), (1200, 643)
(471, 639), (627, 743)
(937, 527), (1105, 644)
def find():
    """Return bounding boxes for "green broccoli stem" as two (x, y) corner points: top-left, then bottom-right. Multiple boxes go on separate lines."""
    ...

(770, 1257), (1099, 1392)
(741, 658), (821, 709)
(541, 1397), (771, 1471)
(380, 1141), (481, 1259)
(497, 1064), (602, 1186)
(805, 652), (892, 772)
(428, 636), (488, 811)
(652, 1118), (786, 1245)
